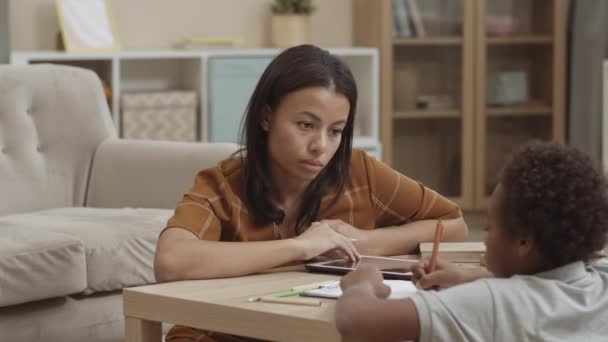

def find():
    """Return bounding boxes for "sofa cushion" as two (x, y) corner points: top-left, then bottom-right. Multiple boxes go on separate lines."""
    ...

(0, 65), (117, 216)
(0, 207), (172, 298)
(0, 291), (172, 342)
(0, 225), (86, 307)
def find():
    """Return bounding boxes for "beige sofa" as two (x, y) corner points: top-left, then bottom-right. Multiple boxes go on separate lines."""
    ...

(0, 64), (237, 341)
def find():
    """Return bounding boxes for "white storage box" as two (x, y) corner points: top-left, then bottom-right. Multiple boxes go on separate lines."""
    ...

(121, 91), (197, 142)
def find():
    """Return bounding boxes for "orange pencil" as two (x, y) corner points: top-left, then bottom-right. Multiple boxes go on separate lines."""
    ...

(428, 220), (444, 274)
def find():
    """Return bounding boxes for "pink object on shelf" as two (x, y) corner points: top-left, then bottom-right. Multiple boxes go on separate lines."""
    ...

(485, 16), (519, 36)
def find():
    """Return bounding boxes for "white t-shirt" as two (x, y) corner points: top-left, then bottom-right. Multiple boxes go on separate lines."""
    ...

(409, 260), (608, 341)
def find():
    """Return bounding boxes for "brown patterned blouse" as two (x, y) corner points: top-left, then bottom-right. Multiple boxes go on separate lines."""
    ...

(163, 149), (462, 342)
(163, 150), (462, 240)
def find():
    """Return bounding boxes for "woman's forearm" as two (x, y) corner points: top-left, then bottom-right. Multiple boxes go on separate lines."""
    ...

(359, 217), (469, 256)
(155, 236), (306, 282)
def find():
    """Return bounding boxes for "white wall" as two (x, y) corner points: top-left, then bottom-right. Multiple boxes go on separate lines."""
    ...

(9, 0), (353, 50)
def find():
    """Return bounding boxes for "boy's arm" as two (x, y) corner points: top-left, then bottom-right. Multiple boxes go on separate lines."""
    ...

(412, 259), (494, 290)
(337, 264), (497, 342)
(336, 283), (420, 342)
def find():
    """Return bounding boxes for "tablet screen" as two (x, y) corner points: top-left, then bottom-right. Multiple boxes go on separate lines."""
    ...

(323, 257), (413, 272)
(306, 256), (416, 280)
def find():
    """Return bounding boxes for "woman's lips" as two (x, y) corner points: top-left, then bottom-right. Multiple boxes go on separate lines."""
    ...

(300, 160), (323, 172)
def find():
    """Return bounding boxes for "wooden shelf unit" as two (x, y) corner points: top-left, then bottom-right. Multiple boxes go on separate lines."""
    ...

(486, 104), (552, 116)
(394, 110), (461, 119)
(487, 35), (553, 45)
(393, 37), (463, 46)
(353, 0), (567, 210)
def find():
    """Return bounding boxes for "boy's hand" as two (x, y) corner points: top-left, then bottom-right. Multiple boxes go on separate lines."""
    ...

(412, 258), (492, 290)
(412, 258), (468, 290)
(340, 264), (391, 299)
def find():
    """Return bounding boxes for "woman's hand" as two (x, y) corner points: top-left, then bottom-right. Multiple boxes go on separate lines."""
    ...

(294, 221), (361, 262)
(340, 264), (391, 299)
(313, 219), (368, 260)
(320, 219), (369, 242)
(412, 258), (492, 290)
(311, 249), (347, 262)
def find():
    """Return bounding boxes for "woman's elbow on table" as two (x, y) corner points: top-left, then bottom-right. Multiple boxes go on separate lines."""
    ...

(154, 229), (199, 282)
(154, 248), (183, 283)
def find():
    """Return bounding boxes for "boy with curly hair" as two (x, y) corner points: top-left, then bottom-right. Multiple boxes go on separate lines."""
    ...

(336, 141), (608, 341)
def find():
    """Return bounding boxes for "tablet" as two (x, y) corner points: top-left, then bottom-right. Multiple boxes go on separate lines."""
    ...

(305, 255), (416, 280)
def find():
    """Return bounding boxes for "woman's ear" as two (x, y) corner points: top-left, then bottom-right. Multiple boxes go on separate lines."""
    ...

(261, 106), (272, 131)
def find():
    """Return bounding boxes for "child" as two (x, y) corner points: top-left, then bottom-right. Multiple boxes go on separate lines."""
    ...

(337, 141), (608, 341)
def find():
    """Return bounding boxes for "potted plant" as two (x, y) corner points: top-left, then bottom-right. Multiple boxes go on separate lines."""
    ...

(270, 0), (315, 48)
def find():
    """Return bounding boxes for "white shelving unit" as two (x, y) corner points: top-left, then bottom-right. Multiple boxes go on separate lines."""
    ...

(11, 48), (381, 159)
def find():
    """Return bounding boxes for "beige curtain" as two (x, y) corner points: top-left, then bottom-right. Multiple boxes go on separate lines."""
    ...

(568, 1), (608, 165)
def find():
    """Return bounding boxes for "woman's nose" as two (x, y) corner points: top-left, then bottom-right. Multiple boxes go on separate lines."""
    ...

(309, 131), (328, 152)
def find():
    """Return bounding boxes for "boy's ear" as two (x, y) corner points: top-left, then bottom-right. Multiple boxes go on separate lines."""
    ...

(516, 235), (535, 257)
(261, 106), (272, 131)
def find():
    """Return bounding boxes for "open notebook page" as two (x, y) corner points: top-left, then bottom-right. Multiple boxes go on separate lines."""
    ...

(301, 280), (417, 300)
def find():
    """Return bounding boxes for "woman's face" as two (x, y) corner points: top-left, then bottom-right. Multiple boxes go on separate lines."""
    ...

(262, 86), (350, 184)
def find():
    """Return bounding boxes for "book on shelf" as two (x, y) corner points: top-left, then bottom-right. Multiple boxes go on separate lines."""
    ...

(420, 242), (485, 263)
(391, 0), (399, 37)
(415, 94), (456, 110)
(174, 37), (242, 50)
(406, 0), (426, 37)
(392, 0), (412, 37)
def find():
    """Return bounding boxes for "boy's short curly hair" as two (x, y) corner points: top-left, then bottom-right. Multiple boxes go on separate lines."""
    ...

(499, 141), (608, 267)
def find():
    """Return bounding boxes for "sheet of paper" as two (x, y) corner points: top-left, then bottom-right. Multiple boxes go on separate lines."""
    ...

(301, 280), (417, 300)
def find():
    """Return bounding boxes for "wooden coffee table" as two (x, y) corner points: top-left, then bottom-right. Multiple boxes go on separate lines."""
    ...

(123, 267), (343, 342)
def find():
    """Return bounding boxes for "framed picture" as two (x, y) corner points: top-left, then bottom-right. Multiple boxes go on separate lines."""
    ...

(55, 0), (120, 52)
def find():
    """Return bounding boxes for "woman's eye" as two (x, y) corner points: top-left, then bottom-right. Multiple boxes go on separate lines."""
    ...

(483, 225), (490, 232)
(298, 121), (313, 129)
(330, 128), (343, 136)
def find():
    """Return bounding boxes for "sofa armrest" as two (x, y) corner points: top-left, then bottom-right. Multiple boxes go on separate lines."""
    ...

(86, 139), (239, 209)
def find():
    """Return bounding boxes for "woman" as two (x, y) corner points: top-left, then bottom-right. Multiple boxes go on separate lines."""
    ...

(155, 44), (468, 341)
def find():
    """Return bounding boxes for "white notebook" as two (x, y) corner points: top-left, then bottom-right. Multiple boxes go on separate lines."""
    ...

(301, 280), (417, 300)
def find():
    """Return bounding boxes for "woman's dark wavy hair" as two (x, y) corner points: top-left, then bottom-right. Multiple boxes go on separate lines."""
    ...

(499, 141), (608, 267)
(238, 44), (357, 233)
